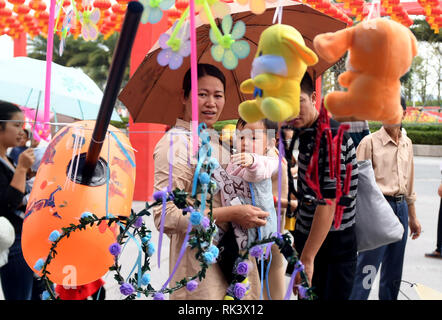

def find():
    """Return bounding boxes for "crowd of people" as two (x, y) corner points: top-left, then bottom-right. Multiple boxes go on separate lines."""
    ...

(0, 63), (440, 300)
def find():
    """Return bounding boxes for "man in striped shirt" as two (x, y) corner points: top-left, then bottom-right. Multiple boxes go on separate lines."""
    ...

(290, 73), (359, 300)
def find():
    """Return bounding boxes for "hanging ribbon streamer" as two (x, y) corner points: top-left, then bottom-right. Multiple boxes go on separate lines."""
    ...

(157, 133), (175, 268)
(109, 131), (136, 167)
(265, 250), (272, 300)
(272, 0), (283, 24)
(44, 0), (57, 132)
(189, 0), (199, 155)
(277, 133), (284, 234)
(161, 221), (193, 291)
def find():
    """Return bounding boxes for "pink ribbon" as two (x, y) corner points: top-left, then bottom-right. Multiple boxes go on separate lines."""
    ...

(44, 0), (56, 131)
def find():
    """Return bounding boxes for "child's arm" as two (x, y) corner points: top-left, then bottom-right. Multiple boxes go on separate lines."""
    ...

(229, 153), (278, 182)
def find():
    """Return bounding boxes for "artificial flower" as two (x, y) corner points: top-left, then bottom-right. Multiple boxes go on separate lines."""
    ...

(210, 15), (250, 70)
(109, 243), (122, 256)
(208, 245), (219, 258)
(233, 282), (247, 299)
(250, 245), (264, 258)
(141, 273), (151, 286)
(190, 210), (203, 226)
(157, 22), (191, 70)
(153, 292), (165, 300)
(236, 261), (249, 275)
(120, 282), (135, 296)
(139, 0), (175, 24)
(153, 189), (167, 201)
(147, 242), (156, 256)
(134, 217), (143, 229)
(49, 230), (61, 242)
(78, 7), (100, 41)
(186, 280), (199, 292)
(80, 211), (93, 219)
(201, 216), (210, 229)
(41, 290), (50, 300)
(142, 233), (152, 243)
(199, 172), (211, 185)
(34, 258), (45, 271)
(203, 251), (215, 264)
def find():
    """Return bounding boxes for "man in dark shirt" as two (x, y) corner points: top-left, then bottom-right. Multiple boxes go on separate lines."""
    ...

(289, 73), (359, 300)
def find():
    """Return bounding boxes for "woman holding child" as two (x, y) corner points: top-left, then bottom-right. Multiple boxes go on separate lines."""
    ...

(153, 64), (270, 299)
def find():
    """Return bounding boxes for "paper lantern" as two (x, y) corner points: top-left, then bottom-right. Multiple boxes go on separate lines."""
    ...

(0, 8), (12, 21)
(0, 0), (5, 9)
(22, 121), (136, 286)
(94, 0), (111, 10)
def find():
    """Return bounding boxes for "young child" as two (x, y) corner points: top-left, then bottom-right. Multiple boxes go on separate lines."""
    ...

(227, 118), (282, 246)
(226, 118), (297, 300)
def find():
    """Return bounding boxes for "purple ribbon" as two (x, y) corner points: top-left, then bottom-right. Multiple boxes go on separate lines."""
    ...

(277, 135), (285, 234)
(158, 134), (174, 268)
(161, 221), (192, 291)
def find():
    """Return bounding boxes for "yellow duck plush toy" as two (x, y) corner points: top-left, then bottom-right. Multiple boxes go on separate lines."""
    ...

(238, 24), (318, 123)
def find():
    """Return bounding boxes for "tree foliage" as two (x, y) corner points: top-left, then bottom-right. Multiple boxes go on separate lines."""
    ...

(27, 33), (130, 90)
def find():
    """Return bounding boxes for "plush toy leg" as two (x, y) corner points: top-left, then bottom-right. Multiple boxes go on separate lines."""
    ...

(238, 100), (265, 123)
(261, 97), (298, 122)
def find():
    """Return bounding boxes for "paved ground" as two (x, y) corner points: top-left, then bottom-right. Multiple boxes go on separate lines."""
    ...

(1, 156), (441, 300)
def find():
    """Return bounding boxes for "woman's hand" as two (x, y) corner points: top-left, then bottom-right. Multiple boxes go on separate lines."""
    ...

(230, 204), (269, 229)
(17, 148), (35, 171)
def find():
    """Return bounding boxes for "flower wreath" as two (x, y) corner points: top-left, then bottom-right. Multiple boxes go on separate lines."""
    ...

(37, 124), (219, 300)
(36, 124), (315, 300)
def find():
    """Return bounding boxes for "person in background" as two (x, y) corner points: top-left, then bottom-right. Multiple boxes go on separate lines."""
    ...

(230, 117), (294, 300)
(8, 128), (29, 166)
(0, 101), (37, 300)
(350, 96), (422, 300)
(289, 73), (359, 300)
(424, 162), (442, 260)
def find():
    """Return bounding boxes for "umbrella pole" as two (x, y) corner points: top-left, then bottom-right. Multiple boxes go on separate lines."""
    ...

(81, 1), (143, 184)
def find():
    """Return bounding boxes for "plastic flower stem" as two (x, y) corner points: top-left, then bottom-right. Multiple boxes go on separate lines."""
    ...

(202, 0), (223, 44)
(189, 0), (198, 156)
(44, 0), (57, 131)
(72, 0), (80, 20)
(54, 0), (66, 33)
(167, 6), (190, 47)
(161, 221), (192, 290)
(265, 250), (272, 300)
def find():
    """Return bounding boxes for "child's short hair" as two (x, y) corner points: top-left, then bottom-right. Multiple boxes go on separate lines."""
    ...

(236, 117), (278, 142)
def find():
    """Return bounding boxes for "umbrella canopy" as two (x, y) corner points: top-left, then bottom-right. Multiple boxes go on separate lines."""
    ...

(0, 57), (121, 121)
(119, 3), (346, 126)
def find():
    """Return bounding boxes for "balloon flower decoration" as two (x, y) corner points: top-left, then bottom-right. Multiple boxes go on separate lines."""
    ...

(21, 107), (52, 143)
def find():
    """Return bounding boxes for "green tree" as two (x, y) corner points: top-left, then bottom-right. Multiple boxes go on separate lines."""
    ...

(27, 33), (129, 90)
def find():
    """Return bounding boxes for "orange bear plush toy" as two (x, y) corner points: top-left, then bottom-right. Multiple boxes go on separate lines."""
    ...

(313, 18), (418, 125)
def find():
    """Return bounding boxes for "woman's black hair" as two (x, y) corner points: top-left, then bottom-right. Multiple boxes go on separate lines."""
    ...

(182, 64), (226, 98)
(0, 100), (22, 130)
